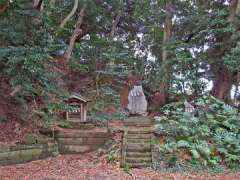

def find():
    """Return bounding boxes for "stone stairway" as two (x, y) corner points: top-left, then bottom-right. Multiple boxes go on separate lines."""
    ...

(121, 117), (153, 168)
(55, 123), (110, 154)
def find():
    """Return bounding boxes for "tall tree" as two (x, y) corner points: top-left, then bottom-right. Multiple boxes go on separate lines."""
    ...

(159, 0), (173, 104)
(210, 0), (240, 103)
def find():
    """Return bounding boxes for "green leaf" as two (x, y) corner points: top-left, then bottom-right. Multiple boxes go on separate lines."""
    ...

(190, 149), (200, 159)
(206, 114), (214, 119)
(177, 140), (190, 148)
(198, 146), (211, 157)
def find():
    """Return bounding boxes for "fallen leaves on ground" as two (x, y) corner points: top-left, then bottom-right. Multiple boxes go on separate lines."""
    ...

(0, 153), (239, 180)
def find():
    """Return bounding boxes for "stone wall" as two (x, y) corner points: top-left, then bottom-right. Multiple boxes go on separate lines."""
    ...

(56, 128), (110, 154)
(0, 126), (111, 166)
(0, 142), (58, 166)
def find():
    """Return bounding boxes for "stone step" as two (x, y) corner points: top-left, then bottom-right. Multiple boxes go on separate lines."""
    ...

(126, 162), (152, 168)
(56, 129), (110, 138)
(124, 118), (153, 127)
(126, 144), (151, 152)
(126, 134), (152, 139)
(126, 151), (152, 158)
(127, 142), (151, 148)
(127, 138), (151, 143)
(58, 145), (98, 154)
(67, 122), (95, 129)
(126, 127), (153, 134)
(124, 122), (153, 127)
(57, 137), (107, 146)
(125, 157), (152, 164)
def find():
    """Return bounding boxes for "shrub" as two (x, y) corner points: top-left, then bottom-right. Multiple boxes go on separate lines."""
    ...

(154, 95), (240, 168)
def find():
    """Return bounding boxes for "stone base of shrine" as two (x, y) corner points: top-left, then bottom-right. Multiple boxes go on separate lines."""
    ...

(0, 122), (111, 166)
(56, 127), (110, 154)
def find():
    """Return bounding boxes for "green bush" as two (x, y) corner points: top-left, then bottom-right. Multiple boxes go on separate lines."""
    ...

(154, 95), (240, 168)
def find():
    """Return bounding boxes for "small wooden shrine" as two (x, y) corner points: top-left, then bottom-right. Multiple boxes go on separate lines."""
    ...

(66, 93), (89, 123)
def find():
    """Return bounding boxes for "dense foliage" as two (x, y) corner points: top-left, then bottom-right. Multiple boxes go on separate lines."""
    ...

(154, 96), (240, 168)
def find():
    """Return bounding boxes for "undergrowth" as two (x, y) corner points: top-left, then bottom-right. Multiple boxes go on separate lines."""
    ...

(154, 95), (240, 170)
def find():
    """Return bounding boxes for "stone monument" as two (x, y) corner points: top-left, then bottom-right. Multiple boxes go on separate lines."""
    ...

(127, 85), (147, 116)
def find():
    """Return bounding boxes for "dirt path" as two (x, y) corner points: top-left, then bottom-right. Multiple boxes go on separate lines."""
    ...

(0, 153), (239, 180)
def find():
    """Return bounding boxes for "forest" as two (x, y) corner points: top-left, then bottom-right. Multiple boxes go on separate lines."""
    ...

(0, 0), (240, 179)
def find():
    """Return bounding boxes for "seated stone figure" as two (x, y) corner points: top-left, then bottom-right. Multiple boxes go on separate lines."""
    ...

(127, 85), (147, 116)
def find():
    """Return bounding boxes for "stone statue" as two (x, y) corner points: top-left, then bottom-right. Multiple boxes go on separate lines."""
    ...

(127, 85), (147, 116)
(184, 100), (195, 113)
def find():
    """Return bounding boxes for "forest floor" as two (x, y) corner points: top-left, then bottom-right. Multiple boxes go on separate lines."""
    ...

(0, 152), (240, 180)
(0, 121), (239, 180)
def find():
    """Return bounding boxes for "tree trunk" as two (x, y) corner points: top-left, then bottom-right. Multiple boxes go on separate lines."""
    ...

(110, 9), (121, 38)
(211, 64), (233, 103)
(110, 0), (123, 38)
(32, 0), (43, 10)
(162, 1), (172, 63)
(159, 0), (173, 106)
(211, 0), (240, 103)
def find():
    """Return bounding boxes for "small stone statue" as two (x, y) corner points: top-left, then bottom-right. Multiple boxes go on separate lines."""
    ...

(127, 85), (147, 116)
(184, 100), (195, 113)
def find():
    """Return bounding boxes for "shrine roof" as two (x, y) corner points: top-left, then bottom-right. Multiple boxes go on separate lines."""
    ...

(69, 93), (89, 103)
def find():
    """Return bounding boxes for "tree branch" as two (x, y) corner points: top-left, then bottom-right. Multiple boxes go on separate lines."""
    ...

(60, 0), (79, 29)
(110, 10), (121, 37)
(110, 0), (123, 38)
(63, 4), (86, 63)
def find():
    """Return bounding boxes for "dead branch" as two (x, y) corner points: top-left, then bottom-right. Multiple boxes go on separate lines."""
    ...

(60, 0), (79, 29)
